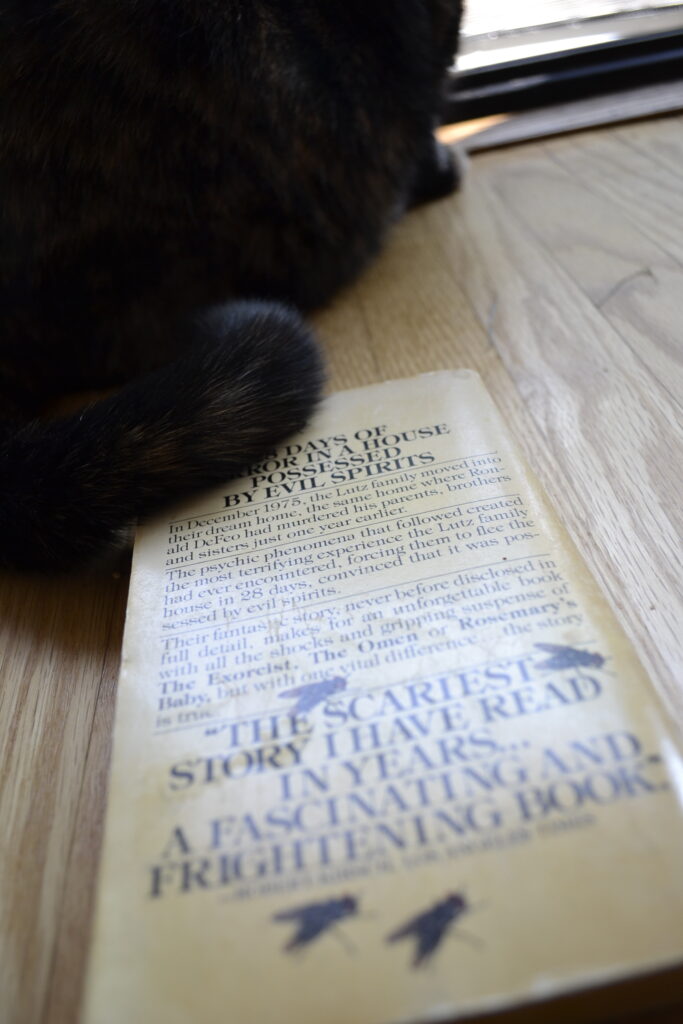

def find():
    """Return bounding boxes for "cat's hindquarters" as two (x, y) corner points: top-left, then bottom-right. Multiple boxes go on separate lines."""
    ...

(0, 301), (323, 571)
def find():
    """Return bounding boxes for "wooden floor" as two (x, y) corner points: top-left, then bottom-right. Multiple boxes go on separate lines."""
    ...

(2, 114), (683, 1024)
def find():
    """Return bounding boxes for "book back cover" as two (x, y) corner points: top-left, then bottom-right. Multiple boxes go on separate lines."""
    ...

(82, 372), (683, 1024)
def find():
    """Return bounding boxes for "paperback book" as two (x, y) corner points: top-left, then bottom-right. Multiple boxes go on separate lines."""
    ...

(82, 371), (683, 1024)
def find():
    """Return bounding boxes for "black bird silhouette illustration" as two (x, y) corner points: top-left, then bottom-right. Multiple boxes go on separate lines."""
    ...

(534, 643), (605, 672)
(273, 895), (358, 952)
(387, 893), (474, 967)
(278, 676), (347, 715)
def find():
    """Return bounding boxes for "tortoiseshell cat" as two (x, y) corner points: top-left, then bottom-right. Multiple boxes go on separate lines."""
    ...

(0, 1), (462, 570)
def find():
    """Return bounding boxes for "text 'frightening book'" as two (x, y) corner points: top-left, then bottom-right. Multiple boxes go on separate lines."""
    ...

(83, 371), (683, 1024)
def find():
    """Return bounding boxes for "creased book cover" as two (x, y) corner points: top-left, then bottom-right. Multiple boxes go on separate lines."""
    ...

(82, 371), (683, 1024)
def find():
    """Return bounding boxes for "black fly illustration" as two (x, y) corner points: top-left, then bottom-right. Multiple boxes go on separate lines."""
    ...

(278, 676), (347, 714)
(534, 643), (605, 672)
(387, 893), (475, 967)
(273, 895), (358, 952)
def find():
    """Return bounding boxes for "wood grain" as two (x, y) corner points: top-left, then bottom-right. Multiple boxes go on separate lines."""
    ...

(0, 569), (128, 1024)
(455, 140), (683, 713)
(2, 114), (683, 1024)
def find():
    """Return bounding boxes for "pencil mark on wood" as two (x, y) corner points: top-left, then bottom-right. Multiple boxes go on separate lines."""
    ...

(596, 267), (655, 309)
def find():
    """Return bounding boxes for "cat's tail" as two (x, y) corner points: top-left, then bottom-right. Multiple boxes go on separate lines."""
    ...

(0, 301), (324, 572)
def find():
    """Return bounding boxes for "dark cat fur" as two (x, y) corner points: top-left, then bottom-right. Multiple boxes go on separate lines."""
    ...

(0, 1), (462, 571)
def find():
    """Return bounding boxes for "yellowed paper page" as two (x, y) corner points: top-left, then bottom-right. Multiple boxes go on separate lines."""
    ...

(82, 371), (683, 1024)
